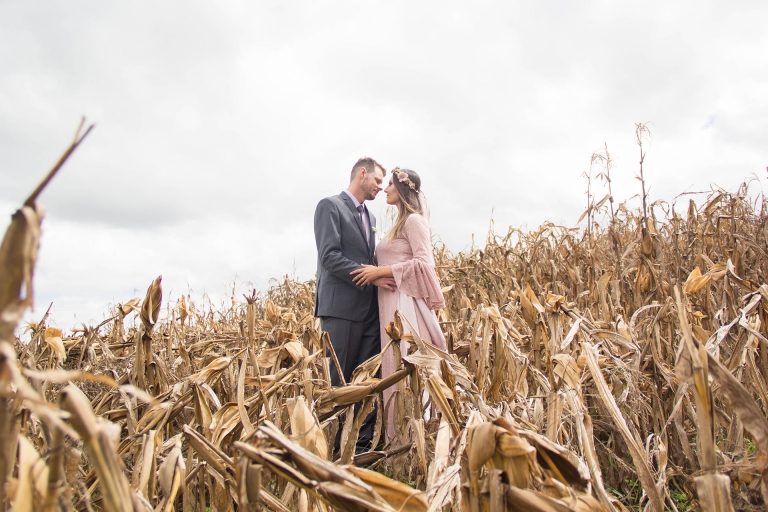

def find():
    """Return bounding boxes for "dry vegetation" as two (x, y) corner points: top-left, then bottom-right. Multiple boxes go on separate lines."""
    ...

(2, 123), (768, 511)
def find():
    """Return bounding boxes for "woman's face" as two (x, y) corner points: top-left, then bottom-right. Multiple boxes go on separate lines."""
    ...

(384, 176), (400, 205)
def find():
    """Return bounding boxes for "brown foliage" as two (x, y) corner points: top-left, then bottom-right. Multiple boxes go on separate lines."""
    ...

(2, 127), (768, 511)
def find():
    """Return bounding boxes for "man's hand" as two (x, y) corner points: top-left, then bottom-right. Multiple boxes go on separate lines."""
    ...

(372, 277), (396, 291)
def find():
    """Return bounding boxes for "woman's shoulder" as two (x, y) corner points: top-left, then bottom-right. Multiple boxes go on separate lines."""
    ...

(402, 214), (430, 238)
(405, 213), (429, 227)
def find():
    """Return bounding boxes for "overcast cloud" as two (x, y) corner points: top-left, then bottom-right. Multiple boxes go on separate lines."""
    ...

(2, 0), (766, 330)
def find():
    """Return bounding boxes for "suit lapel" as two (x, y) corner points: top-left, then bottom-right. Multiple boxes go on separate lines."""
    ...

(340, 193), (369, 247)
(366, 211), (375, 256)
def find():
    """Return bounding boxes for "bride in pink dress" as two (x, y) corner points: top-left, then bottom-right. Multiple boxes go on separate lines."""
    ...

(351, 167), (446, 440)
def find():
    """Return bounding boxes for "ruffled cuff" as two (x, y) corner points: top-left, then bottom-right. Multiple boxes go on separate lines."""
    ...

(391, 259), (445, 310)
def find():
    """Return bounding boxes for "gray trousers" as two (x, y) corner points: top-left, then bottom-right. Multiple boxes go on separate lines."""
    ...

(321, 296), (380, 449)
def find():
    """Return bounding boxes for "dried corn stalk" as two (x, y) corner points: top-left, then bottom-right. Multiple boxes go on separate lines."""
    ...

(2, 125), (768, 511)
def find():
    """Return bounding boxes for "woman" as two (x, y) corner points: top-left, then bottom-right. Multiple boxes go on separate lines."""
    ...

(351, 167), (446, 440)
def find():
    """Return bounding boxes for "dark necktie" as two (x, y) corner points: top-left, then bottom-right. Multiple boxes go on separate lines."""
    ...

(357, 205), (370, 245)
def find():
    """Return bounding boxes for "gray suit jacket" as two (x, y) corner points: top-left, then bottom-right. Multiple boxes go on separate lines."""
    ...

(314, 192), (377, 321)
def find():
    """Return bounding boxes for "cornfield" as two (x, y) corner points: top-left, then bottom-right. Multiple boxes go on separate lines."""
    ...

(1, 123), (767, 511)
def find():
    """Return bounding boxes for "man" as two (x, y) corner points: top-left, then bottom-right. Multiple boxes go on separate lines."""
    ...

(314, 157), (394, 452)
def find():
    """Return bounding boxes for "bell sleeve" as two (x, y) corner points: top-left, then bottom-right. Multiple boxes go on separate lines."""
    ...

(390, 214), (446, 310)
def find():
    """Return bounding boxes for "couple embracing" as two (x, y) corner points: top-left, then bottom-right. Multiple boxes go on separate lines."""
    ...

(313, 157), (446, 452)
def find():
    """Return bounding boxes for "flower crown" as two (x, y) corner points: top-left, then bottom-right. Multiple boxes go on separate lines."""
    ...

(392, 167), (418, 192)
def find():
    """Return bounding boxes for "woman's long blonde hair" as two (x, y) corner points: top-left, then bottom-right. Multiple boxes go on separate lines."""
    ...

(388, 168), (422, 240)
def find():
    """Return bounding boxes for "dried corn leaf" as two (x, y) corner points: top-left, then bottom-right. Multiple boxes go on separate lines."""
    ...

(140, 275), (162, 330)
(347, 466), (427, 512)
(288, 396), (327, 460)
(0, 205), (41, 338)
(582, 341), (664, 512)
(13, 436), (49, 511)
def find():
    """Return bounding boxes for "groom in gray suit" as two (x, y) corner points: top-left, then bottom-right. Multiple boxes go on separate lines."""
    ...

(314, 157), (394, 452)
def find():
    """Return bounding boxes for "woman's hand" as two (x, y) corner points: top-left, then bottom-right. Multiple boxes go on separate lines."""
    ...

(351, 264), (386, 286)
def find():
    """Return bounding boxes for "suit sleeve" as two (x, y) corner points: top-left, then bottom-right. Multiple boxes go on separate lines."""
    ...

(314, 198), (363, 285)
(390, 215), (445, 310)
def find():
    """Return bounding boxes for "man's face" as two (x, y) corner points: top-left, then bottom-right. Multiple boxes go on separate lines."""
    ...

(362, 166), (384, 201)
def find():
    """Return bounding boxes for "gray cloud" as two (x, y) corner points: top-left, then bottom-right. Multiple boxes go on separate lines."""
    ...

(2, 0), (766, 328)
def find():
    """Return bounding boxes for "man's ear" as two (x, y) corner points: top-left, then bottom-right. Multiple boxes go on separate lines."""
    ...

(358, 167), (367, 179)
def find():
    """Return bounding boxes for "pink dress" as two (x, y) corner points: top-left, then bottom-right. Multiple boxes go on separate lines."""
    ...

(376, 214), (446, 440)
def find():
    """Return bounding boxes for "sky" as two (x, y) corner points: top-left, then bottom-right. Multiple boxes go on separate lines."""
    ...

(1, 1), (766, 332)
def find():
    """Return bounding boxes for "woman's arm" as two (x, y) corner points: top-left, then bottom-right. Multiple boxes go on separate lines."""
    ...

(389, 215), (445, 309)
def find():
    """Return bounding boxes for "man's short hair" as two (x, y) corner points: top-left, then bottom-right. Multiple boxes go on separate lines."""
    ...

(350, 157), (383, 182)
